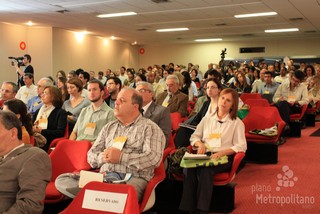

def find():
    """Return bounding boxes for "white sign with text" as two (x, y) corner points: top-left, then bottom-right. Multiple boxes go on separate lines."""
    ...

(82, 189), (128, 213)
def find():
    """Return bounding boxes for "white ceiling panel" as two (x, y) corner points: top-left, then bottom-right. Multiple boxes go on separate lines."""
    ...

(0, 0), (319, 45)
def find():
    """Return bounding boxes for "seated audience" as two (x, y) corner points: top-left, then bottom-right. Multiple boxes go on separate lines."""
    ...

(27, 77), (54, 117)
(175, 78), (223, 148)
(105, 77), (122, 109)
(57, 76), (70, 101)
(69, 80), (115, 143)
(179, 88), (247, 213)
(123, 68), (135, 87)
(274, 67), (288, 84)
(32, 86), (67, 151)
(0, 82), (18, 109)
(181, 71), (198, 101)
(3, 99), (33, 144)
(97, 71), (107, 85)
(147, 70), (164, 99)
(136, 81), (171, 146)
(156, 74), (188, 117)
(273, 70), (309, 124)
(62, 78), (90, 134)
(229, 71), (251, 94)
(251, 69), (266, 93)
(258, 71), (279, 103)
(55, 88), (165, 202)
(129, 73), (146, 88)
(307, 75), (320, 108)
(15, 73), (37, 104)
(304, 65), (315, 85)
(0, 111), (51, 213)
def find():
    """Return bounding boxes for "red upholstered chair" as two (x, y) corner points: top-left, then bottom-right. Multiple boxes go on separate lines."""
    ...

(171, 148), (245, 185)
(139, 162), (166, 212)
(162, 133), (175, 163)
(305, 101), (320, 126)
(47, 123), (70, 154)
(60, 181), (140, 214)
(30, 135), (35, 146)
(170, 112), (187, 139)
(242, 106), (286, 163)
(244, 98), (270, 108)
(289, 104), (308, 137)
(170, 112), (184, 133)
(239, 93), (262, 103)
(187, 100), (196, 114)
(45, 140), (92, 204)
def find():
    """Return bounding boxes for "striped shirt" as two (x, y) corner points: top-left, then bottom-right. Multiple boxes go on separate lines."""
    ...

(87, 115), (165, 181)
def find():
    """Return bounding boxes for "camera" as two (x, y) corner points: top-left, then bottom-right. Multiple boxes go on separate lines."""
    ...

(8, 56), (24, 67)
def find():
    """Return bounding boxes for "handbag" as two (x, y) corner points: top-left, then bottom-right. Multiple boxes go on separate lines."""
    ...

(33, 132), (47, 148)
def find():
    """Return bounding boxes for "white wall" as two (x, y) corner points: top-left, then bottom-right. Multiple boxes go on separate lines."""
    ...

(52, 28), (140, 76)
(139, 38), (320, 71)
(1, 22), (320, 84)
(0, 23), (52, 83)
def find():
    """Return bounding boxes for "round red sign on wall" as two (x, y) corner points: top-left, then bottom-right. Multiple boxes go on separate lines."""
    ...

(139, 48), (145, 55)
(20, 41), (26, 50)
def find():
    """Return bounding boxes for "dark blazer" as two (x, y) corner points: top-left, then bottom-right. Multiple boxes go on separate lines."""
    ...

(144, 101), (171, 147)
(174, 100), (210, 148)
(156, 90), (188, 117)
(0, 144), (51, 213)
(190, 100), (210, 126)
(33, 107), (67, 151)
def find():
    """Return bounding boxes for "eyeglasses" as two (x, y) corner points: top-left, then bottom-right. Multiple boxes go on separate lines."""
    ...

(205, 86), (218, 90)
(291, 77), (301, 84)
(1, 89), (13, 93)
(138, 88), (151, 93)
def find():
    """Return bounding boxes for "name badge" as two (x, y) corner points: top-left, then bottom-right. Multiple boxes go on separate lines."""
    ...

(264, 90), (270, 94)
(112, 136), (127, 151)
(162, 101), (169, 107)
(84, 122), (96, 136)
(207, 133), (222, 148)
(33, 102), (39, 107)
(288, 95), (295, 103)
(38, 118), (48, 129)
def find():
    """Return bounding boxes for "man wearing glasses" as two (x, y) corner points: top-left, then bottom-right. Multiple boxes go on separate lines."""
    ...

(136, 81), (171, 147)
(0, 82), (18, 109)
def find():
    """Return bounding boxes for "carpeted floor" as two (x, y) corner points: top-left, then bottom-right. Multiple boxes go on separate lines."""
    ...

(310, 128), (320, 137)
(232, 122), (320, 213)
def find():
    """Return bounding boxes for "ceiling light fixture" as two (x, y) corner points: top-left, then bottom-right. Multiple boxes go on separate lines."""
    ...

(234, 12), (277, 18)
(26, 21), (34, 26)
(97, 12), (137, 18)
(265, 28), (299, 33)
(195, 38), (222, 42)
(156, 28), (189, 32)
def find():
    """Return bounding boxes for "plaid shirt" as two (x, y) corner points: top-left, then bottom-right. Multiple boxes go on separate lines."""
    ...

(87, 115), (165, 181)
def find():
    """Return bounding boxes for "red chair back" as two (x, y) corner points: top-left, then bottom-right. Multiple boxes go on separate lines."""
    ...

(49, 140), (92, 181)
(240, 93), (262, 103)
(139, 162), (166, 212)
(244, 98), (270, 108)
